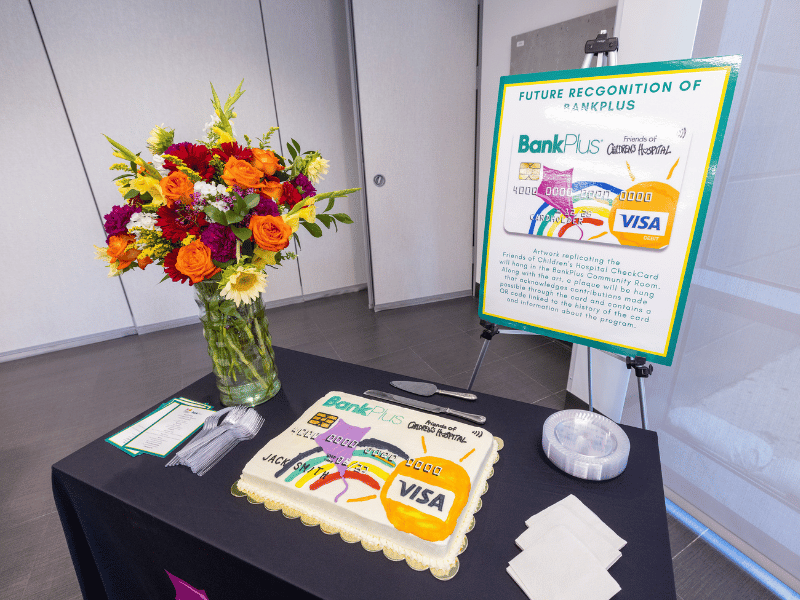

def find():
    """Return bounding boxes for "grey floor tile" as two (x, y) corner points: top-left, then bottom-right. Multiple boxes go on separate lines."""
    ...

(356, 349), (443, 383)
(0, 514), (49, 600)
(504, 341), (572, 393)
(667, 513), (702, 559)
(533, 390), (568, 411)
(323, 322), (411, 364)
(411, 331), (502, 380)
(21, 512), (82, 600)
(445, 360), (552, 405)
(673, 536), (781, 600)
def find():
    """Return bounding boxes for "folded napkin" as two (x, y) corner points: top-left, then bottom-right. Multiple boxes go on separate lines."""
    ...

(516, 503), (621, 569)
(525, 494), (626, 551)
(508, 525), (621, 600)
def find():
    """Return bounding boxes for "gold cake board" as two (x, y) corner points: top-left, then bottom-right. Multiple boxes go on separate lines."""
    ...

(230, 436), (503, 580)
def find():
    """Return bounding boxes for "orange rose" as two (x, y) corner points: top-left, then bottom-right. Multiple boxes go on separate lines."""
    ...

(106, 234), (140, 269)
(261, 180), (283, 201)
(159, 171), (194, 207)
(249, 215), (292, 252)
(250, 148), (282, 176)
(175, 240), (221, 284)
(222, 157), (267, 190)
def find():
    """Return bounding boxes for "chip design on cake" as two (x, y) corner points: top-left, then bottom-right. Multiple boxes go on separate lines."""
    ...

(237, 392), (499, 576)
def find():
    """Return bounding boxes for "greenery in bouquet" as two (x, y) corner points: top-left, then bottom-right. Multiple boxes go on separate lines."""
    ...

(95, 81), (358, 397)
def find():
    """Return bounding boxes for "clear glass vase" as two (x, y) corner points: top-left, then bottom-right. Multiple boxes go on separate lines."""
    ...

(194, 281), (281, 406)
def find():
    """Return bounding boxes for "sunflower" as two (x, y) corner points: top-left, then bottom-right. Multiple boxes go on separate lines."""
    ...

(220, 266), (267, 306)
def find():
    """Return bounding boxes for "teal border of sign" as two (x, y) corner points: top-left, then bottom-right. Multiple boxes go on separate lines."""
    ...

(478, 56), (741, 366)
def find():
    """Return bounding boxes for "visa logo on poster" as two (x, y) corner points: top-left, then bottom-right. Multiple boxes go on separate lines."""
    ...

(517, 134), (601, 154)
(612, 210), (669, 234)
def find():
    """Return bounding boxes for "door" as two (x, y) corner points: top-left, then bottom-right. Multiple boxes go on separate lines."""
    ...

(351, 0), (478, 309)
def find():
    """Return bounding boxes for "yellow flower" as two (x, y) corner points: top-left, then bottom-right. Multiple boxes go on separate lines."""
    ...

(182, 235), (196, 246)
(220, 266), (267, 306)
(252, 247), (278, 268)
(282, 213), (300, 233)
(305, 157), (330, 183)
(212, 126), (235, 144)
(296, 201), (316, 224)
(129, 175), (166, 206)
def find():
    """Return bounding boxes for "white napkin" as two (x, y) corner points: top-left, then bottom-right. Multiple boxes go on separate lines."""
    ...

(508, 526), (621, 600)
(525, 494), (626, 551)
(517, 503), (622, 569)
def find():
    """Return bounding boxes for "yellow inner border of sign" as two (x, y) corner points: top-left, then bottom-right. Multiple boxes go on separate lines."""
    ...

(482, 65), (732, 357)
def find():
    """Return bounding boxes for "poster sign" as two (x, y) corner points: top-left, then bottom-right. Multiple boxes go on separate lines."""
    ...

(480, 56), (740, 365)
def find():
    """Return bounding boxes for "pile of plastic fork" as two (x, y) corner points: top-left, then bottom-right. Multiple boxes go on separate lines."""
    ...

(166, 406), (264, 476)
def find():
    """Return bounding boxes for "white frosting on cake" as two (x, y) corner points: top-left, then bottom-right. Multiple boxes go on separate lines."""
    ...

(238, 392), (498, 571)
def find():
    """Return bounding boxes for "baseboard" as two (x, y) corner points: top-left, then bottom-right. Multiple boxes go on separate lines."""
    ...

(373, 289), (473, 312)
(0, 327), (138, 363)
(665, 486), (800, 595)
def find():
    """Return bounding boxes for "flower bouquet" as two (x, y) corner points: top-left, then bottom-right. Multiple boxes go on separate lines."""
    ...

(96, 81), (358, 406)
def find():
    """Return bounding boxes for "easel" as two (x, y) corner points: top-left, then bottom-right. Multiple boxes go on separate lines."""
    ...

(471, 31), (653, 430)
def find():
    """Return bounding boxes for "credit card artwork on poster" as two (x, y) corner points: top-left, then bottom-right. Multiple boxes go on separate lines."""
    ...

(480, 57), (740, 365)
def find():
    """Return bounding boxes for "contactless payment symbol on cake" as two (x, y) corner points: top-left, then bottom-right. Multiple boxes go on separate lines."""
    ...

(308, 412), (338, 429)
(380, 456), (471, 542)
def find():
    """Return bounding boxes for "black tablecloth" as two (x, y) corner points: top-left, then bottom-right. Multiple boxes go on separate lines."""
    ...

(53, 347), (676, 600)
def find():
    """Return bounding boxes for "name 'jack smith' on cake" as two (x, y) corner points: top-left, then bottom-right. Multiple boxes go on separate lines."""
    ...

(235, 392), (501, 579)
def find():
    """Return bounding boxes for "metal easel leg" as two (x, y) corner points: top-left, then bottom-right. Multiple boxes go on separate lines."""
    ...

(587, 347), (594, 412)
(626, 356), (653, 430)
(468, 321), (500, 391)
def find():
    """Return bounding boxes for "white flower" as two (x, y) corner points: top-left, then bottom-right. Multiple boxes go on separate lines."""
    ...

(306, 157), (330, 183)
(210, 200), (229, 212)
(151, 154), (170, 177)
(194, 181), (228, 199)
(127, 212), (161, 239)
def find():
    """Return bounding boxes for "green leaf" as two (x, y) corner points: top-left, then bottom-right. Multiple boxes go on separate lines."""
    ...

(203, 205), (227, 225)
(212, 259), (231, 269)
(225, 212), (244, 225)
(159, 273), (171, 283)
(317, 214), (333, 229)
(124, 189), (140, 200)
(244, 193), (260, 210)
(231, 226), (252, 242)
(332, 213), (354, 224)
(290, 138), (301, 154)
(287, 144), (297, 160)
(301, 221), (323, 238)
(234, 194), (247, 215)
(324, 197), (336, 213)
(292, 231), (301, 251)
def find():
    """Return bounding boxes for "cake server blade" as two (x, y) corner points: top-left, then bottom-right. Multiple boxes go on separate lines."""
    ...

(364, 390), (486, 424)
(390, 380), (477, 401)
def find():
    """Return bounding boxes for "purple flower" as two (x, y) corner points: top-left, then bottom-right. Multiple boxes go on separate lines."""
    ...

(103, 204), (140, 242)
(292, 174), (316, 199)
(252, 195), (280, 217)
(200, 223), (237, 262)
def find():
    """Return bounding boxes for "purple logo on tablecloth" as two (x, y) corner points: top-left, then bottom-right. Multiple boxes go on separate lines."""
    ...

(166, 571), (209, 600)
(315, 419), (371, 502)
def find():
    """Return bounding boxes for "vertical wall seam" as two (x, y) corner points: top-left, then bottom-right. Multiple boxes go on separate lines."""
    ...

(258, 0), (305, 297)
(27, 0), (138, 330)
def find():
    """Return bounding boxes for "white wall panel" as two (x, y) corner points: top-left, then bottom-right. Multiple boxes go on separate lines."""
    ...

(0, 0), (134, 356)
(261, 0), (367, 298)
(31, 0), (303, 328)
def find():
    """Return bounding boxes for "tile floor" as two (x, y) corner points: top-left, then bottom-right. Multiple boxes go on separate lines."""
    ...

(0, 290), (783, 599)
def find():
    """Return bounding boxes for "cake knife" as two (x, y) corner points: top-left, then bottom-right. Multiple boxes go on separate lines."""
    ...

(364, 390), (486, 424)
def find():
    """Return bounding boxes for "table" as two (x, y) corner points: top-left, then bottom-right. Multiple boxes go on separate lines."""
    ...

(53, 347), (676, 600)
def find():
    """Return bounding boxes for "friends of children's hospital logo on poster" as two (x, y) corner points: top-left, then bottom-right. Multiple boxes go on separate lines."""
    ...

(480, 56), (740, 365)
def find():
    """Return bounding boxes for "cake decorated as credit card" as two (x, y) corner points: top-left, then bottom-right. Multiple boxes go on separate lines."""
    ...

(235, 392), (500, 578)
